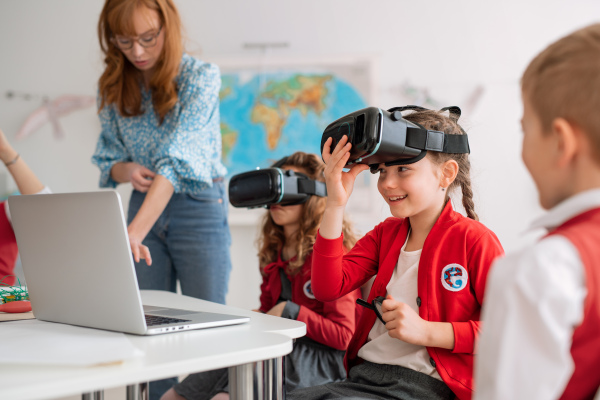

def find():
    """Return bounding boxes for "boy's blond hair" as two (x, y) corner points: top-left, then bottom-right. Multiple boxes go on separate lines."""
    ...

(521, 23), (600, 161)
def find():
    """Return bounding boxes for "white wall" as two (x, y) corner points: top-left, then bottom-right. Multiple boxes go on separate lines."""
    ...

(1, 0), (599, 308)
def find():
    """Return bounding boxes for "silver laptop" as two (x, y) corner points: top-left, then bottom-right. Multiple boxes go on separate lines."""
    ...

(8, 190), (249, 335)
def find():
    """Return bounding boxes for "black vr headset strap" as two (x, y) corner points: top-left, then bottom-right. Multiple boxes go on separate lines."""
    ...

(405, 128), (470, 154)
(439, 106), (462, 120)
(439, 106), (467, 135)
(271, 177), (326, 207)
(389, 105), (468, 140)
(388, 105), (429, 113)
(389, 105), (462, 120)
(375, 105), (469, 170)
(298, 178), (327, 197)
(388, 105), (469, 154)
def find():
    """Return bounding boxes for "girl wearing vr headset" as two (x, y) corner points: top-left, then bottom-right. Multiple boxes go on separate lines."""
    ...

(162, 152), (362, 400)
(288, 109), (504, 400)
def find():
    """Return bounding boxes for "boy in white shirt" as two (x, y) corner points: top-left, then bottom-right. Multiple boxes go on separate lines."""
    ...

(475, 24), (600, 400)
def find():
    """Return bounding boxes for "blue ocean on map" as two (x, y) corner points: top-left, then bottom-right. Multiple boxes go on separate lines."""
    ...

(219, 72), (367, 176)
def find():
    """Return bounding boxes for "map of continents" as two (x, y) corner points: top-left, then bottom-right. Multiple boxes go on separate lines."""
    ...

(219, 72), (367, 176)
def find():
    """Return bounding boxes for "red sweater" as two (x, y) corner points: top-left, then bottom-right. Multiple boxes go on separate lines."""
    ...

(0, 201), (17, 285)
(312, 202), (504, 400)
(548, 208), (600, 400)
(259, 251), (360, 351)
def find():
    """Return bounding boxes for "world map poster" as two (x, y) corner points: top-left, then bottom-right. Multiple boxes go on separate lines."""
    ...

(217, 60), (373, 177)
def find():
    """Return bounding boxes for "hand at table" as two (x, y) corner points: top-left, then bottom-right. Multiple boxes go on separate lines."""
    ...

(127, 227), (152, 266)
(266, 302), (287, 317)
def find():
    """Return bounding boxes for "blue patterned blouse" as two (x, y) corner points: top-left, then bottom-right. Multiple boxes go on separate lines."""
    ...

(91, 54), (227, 195)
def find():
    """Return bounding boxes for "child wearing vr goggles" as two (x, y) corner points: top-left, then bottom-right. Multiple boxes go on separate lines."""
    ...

(288, 107), (504, 400)
(162, 152), (362, 400)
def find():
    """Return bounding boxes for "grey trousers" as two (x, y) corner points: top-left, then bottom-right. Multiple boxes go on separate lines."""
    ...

(287, 361), (455, 400)
(173, 337), (346, 400)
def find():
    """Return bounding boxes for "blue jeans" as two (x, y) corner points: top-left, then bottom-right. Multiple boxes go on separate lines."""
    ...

(127, 181), (232, 399)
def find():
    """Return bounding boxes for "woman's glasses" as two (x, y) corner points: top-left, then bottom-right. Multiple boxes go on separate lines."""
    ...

(356, 296), (386, 325)
(112, 25), (162, 50)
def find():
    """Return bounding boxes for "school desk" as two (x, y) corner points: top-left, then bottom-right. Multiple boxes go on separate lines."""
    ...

(0, 290), (306, 400)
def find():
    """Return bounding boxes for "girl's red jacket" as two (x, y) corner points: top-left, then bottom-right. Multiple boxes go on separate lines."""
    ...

(259, 251), (360, 351)
(311, 202), (504, 400)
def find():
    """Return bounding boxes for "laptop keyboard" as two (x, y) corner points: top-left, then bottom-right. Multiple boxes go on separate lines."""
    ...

(145, 314), (192, 326)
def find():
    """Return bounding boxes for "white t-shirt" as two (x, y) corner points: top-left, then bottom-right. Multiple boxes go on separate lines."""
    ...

(357, 238), (441, 380)
(474, 189), (600, 400)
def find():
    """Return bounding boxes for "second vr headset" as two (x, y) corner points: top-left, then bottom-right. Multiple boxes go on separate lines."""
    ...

(228, 157), (327, 209)
(320, 105), (470, 171)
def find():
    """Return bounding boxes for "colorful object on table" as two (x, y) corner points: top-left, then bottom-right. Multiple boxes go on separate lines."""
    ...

(0, 300), (31, 313)
(0, 276), (29, 304)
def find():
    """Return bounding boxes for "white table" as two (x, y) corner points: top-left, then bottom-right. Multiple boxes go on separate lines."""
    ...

(0, 290), (306, 400)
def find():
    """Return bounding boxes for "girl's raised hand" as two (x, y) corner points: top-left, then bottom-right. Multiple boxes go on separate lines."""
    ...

(0, 128), (18, 165)
(322, 136), (369, 209)
(0, 128), (10, 153)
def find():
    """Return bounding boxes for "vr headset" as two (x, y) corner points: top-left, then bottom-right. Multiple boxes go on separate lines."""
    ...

(320, 105), (470, 172)
(228, 157), (327, 208)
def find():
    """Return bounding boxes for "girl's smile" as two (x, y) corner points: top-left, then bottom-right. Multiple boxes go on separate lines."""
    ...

(387, 195), (408, 202)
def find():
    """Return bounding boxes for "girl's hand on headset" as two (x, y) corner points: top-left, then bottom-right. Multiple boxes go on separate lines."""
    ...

(321, 135), (369, 209)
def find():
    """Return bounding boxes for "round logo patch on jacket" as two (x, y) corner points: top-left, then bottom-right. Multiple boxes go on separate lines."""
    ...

(303, 280), (316, 299)
(441, 264), (468, 292)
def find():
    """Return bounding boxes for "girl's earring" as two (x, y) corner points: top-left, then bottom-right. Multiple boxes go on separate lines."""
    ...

(441, 187), (446, 192)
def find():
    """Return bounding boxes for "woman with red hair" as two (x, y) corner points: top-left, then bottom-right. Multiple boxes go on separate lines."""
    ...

(92, 1), (231, 398)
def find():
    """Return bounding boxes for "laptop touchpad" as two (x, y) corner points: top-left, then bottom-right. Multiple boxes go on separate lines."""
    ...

(148, 308), (198, 317)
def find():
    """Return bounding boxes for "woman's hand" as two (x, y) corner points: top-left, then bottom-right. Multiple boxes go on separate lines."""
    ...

(126, 175), (174, 268)
(322, 136), (369, 209)
(381, 294), (455, 350)
(127, 226), (152, 266)
(110, 162), (156, 190)
(128, 163), (156, 193)
(266, 302), (287, 317)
